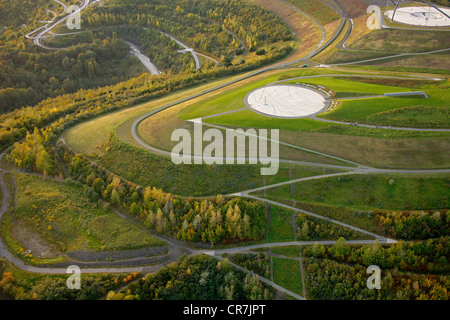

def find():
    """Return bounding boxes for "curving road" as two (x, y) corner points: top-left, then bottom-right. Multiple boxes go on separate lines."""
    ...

(161, 32), (202, 70)
(3, 0), (448, 300)
(128, 73), (449, 170)
(124, 40), (162, 76)
(32, 0), (91, 49)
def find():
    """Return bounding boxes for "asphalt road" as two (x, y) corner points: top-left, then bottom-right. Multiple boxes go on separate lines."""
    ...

(3, 0), (448, 300)
(124, 40), (162, 76)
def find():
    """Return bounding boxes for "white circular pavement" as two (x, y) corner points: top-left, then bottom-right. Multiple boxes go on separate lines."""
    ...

(385, 6), (450, 27)
(245, 85), (328, 118)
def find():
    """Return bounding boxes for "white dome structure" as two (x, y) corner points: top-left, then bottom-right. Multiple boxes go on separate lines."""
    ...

(245, 85), (328, 118)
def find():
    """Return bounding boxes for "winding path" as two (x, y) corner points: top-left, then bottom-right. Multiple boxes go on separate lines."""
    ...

(124, 41), (162, 76)
(3, 0), (448, 300)
(161, 32), (202, 70)
(31, 0), (92, 50)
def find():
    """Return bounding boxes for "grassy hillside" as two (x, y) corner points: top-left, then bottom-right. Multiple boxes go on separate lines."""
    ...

(2, 173), (165, 262)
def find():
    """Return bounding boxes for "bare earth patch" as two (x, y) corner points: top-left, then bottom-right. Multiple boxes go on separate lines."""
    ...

(11, 221), (61, 258)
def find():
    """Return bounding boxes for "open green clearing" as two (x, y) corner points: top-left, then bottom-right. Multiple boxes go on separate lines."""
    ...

(272, 257), (303, 295)
(367, 106), (450, 129)
(268, 206), (295, 243)
(283, 76), (419, 96)
(357, 53), (450, 72)
(3, 174), (165, 261)
(99, 137), (343, 197)
(323, 97), (449, 127)
(255, 173), (450, 212)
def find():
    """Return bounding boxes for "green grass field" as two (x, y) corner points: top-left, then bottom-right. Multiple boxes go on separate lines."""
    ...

(204, 76), (449, 130)
(5, 174), (165, 260)
(367, 106), (450, 129)
(256, 173), (450, 211)
(99, 137), (343, 197)
(177, 69), (345, 121)
(321, 82), (450, 127)
(284, 76), (417, 95)
(278, 130), (449, 169)
(272, 257), (303, 295)
(268, 206), (295, 243)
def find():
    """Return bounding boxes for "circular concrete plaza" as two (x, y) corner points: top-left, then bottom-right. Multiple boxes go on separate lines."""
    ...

(385, 6), (450, 27)
(245, 85), (328, 118)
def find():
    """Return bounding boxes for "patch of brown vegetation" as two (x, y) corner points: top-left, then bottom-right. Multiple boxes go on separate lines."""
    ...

(370, 53), (450, 71)
(281, 131), (450, 169)
(337, 0), (369, 18)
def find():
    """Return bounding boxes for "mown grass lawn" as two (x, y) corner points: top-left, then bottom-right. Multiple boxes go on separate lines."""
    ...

(284, 76), (415, 95)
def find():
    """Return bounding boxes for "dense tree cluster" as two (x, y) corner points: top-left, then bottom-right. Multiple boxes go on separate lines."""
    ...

(59, 147), (266, 245)
(0, 262), (138, 300)
(304, 258), (448, 300)
(0, 0), (293, 113)
(106, 255), (273, 300)
(0, 38), (134, 113)
(228, 253), (271, 278)
(7, 127), (55, 175)
(1, 38), (291, 154)
(303, 237), (449, 274)
(303, 238), (449, 300)
(374, 210), (449, 240)
(296, 212), (368, 240)
(84, 0), (292, 58)
(0, 0), (54, 28)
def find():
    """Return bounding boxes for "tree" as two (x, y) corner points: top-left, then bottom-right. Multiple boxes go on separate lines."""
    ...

(92, 178), (105, 194)
(242, 214), (251, 238)
(87, 61), (95, 78)
(156, 209), (166, 233)
(110, 189), (120, 206)
(35, 146), (53, 174)
(330, 237), (350, 260)
(299, 221), (309, 240)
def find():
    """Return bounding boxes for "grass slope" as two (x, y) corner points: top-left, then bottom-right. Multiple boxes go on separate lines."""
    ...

(6, 174), (165, 257)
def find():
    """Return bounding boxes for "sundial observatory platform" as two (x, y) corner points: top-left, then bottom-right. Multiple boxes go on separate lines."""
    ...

(245, 85), (328, 119)
(385, 6), (450, 27)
